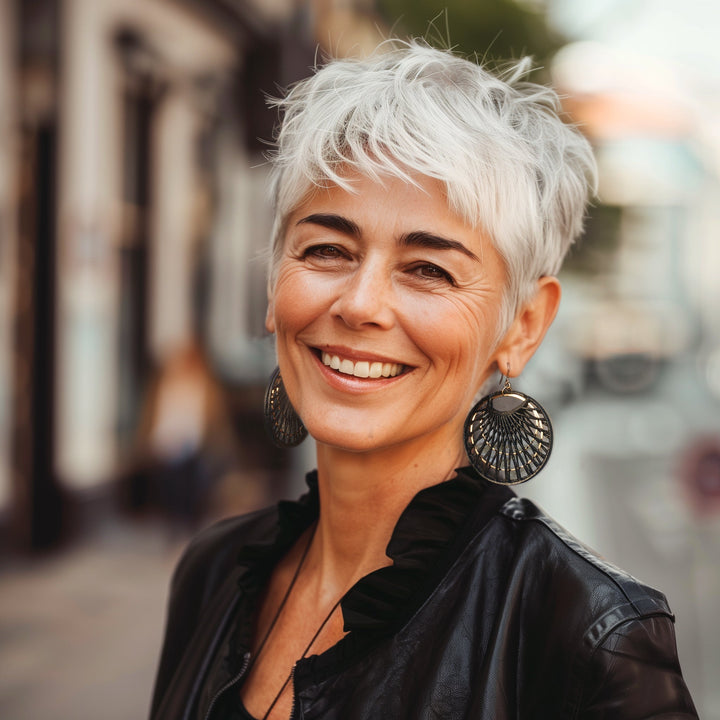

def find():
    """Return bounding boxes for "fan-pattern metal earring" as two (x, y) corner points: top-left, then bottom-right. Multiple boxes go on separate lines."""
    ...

(464, 374), (553, 485)
(264, 366), (308, 448)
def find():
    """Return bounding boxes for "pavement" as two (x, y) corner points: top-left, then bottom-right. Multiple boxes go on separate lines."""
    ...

(0, 519), (186, 720)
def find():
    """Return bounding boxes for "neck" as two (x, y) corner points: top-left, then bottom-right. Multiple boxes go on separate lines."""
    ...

(307, 431), (466, 599)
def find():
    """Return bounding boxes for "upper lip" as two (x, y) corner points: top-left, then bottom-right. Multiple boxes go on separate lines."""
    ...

(313, 344), (410, 367)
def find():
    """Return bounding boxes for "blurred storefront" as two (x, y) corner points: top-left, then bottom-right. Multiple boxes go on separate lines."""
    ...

(0, 0), (384, 551)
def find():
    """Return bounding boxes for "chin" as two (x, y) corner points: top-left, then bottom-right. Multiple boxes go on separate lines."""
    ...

(306, 422), (394, 455)
(311, 432), (381, 454)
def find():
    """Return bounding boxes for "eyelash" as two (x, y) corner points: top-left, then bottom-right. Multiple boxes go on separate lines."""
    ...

(301, 245), (456, 286)
(302, 244), (348, 260)
(410, 263), (455, 285)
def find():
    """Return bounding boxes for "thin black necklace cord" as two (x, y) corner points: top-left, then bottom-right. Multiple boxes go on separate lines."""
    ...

(260, 596), (343, 720)
(248, 523), (317, 674)
(241, 523), (345, 720)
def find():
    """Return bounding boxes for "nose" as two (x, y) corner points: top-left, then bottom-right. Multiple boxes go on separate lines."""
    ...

(330, 261), (395, 330)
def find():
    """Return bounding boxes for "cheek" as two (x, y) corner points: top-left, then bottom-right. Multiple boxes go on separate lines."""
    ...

(271, 266), (331, 333)
(404, 292), (501, 361)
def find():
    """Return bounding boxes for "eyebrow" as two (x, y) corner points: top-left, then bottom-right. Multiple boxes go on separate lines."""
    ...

(399, 231), (480, 262)
(296, 213), (480, 262)
(297, 213), (361, 237)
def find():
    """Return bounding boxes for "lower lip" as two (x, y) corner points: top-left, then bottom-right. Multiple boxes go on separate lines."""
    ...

(311, 351), (410, 393)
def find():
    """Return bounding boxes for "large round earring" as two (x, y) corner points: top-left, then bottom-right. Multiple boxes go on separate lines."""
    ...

(263, 366), (308, 448)
(463, 375), (553, 485)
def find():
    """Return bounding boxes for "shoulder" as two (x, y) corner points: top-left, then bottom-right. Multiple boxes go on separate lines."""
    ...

(150, 506), (280, 718)
(170, 505), (280, 609)
(497, 495), (672, 620)
(491, 497), (696, 716)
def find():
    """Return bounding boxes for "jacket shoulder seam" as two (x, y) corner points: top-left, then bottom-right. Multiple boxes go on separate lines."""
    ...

(499, 497), (673, 622)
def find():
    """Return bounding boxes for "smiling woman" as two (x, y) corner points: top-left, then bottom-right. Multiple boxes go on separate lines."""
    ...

(149, 42), (698, 720)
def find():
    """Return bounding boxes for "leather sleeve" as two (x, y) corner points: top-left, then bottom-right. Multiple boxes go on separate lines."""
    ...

(148, 510), (276, 718)
(149, 524), (233, 718)
(579, 614), (698, 719)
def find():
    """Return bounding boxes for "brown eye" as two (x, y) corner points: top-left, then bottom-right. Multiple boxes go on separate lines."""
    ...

(412, 263), (455, 285)
(305, 244), (346, 259)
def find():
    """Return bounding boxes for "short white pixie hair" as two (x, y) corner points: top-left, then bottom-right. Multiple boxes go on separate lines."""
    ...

(267, 41), (597, 334)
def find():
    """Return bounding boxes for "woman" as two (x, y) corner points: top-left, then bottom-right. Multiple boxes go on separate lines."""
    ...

(150, 42), (697, 719)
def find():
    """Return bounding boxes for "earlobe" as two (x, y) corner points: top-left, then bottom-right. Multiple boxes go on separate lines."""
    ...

(496, 277), (561, 376)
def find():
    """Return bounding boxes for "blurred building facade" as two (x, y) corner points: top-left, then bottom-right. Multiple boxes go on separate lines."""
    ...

(1, 1), (719, 717)
(0, 0), (384, 550)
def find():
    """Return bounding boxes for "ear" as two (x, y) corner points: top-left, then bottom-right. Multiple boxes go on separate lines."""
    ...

(265, 296), (276, 334)
(493, 276), (561, 377)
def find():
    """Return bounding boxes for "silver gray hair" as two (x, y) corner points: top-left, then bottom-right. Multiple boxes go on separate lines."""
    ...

(267, 41), (597, 335)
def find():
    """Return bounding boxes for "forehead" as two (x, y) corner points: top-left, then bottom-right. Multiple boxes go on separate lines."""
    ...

(281, 159), (454, 222)
(287, 171), (462, 235)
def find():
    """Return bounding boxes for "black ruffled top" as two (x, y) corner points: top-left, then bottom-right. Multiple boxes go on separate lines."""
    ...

(224, 466), (514, 687)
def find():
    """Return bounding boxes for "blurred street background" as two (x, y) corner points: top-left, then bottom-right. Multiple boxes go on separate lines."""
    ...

(0, 0), (719, 718)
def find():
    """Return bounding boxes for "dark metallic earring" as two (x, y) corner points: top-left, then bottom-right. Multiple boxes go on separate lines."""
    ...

(263, 366), (308, 448)
(463, 372), (553, 485)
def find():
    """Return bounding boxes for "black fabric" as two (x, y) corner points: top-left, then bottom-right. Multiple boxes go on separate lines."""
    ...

(213, 692), (257, 720)
(149, 468), (698, 720)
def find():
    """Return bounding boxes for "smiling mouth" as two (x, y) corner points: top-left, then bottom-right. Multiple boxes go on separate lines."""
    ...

(320, 351), (405, 379)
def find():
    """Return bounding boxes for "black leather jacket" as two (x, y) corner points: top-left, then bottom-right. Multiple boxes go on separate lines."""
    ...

(150, 468), (697, 719)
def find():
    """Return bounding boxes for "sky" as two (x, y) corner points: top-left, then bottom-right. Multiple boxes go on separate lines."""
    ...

(542, 0), (720, 171)
(546, 0), (720, 87)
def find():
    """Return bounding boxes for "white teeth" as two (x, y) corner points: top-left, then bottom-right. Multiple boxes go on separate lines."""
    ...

(321, 352), (403, 378)
(354, 361), (370, 378)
